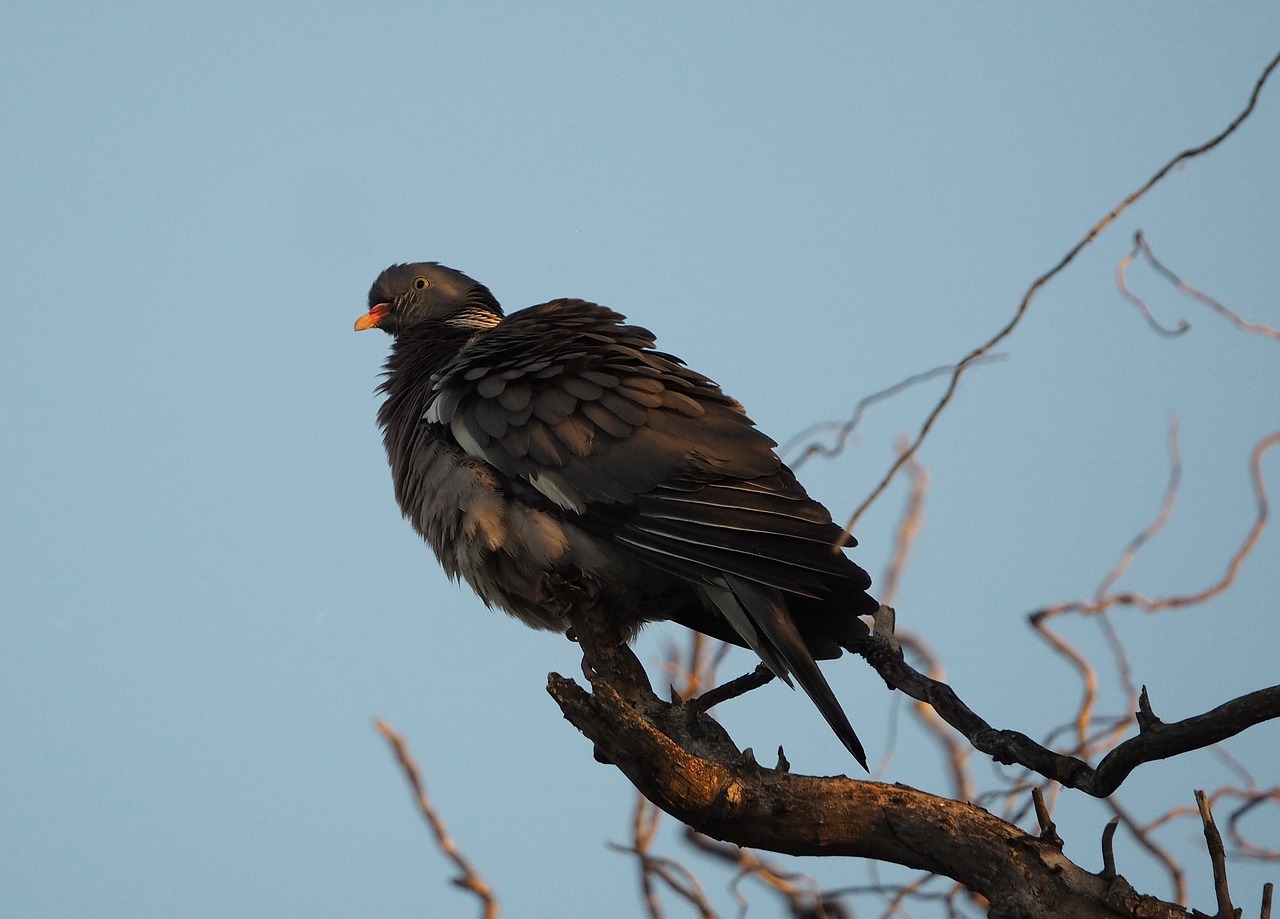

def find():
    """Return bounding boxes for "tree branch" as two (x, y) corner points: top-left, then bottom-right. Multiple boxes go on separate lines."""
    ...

(857, 616), (1280, 797)
(546, 586), (1200, 919)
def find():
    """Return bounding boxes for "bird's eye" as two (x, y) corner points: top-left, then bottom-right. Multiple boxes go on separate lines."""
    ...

(413, 277), (429, 290)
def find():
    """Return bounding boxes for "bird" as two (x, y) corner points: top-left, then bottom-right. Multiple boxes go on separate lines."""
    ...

(355, 262), (879, 767)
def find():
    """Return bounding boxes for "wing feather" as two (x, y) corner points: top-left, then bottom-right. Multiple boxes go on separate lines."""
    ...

(428, 296), (871, 608)
(578, 398), (636, 438)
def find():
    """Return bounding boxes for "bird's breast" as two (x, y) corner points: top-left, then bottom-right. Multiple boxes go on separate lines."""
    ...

(389, 431), (577, 630)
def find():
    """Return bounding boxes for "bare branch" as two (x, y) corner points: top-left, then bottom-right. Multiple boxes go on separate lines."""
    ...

(546, 587), (1201, 918)
(841, 49), (1280, 536)
(894, 633), (975, 799)
(861, 620), (1280, 797)
(373, 719), (500, 919)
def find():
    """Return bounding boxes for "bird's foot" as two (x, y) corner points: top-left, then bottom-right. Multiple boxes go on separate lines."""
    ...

(535, 570), (601, 619)
(536, 571), (608, 682)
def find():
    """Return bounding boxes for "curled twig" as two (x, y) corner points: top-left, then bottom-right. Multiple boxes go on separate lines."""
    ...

(783, 358), (1004, 472)
(1227, 791), (1280, 860)
(1118, 231), (1280, 340)
(1033, 430), (1277, 622)
(1117, 238), (1190, 336)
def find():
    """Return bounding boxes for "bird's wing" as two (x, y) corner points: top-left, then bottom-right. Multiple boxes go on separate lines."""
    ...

(427, 299), (772, 504)
(429, 298), (872, 766)
(426, 298), (867, 598)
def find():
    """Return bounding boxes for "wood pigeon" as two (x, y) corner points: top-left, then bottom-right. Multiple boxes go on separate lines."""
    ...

(356, 262), (879, 767)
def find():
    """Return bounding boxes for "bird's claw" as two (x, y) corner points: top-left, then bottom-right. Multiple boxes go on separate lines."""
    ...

(535, 570), (601, 619)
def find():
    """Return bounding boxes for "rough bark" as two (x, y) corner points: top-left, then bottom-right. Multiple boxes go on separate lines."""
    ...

(546, 585), (1199, 919)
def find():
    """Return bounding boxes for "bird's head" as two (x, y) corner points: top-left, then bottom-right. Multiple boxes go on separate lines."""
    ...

(354, 262), (503, 335)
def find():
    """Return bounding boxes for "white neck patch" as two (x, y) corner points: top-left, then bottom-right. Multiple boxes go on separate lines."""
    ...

(446, 308), (502, 330)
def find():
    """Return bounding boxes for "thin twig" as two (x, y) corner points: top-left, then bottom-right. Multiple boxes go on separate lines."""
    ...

(633, 795), (666, 919)
(1117, 239), (1190, 336)
(842, 49), (1280, 536)
(373, 719), (499, 919)
(1226, 791), (1280, 860)
(609, 838), (722, 919)
(1110, 795), (1189, 906)
(878, 440), (929, 607)
(783, 358), (1004, 472)
(1119, 231), (1280, 340)
(1096, 418), (1184, 601)
(685, 829), (840, 918)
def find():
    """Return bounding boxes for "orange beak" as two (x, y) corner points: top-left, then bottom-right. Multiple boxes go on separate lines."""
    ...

(354, 302), (390, 332)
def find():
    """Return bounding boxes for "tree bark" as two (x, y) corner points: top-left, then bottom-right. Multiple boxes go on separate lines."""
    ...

(546, 585), (1197, 919)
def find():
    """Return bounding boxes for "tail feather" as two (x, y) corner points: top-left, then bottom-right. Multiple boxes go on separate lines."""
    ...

(716, 573), (868, 770)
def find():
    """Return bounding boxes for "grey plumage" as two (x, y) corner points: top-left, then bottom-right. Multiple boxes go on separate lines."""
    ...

(356, 262), (878, 767)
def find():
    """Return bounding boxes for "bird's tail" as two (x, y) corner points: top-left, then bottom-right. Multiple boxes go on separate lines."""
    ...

(705, 573), (868, 770)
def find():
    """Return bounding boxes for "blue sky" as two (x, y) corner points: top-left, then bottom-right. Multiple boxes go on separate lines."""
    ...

(3, 4), (1278, 917)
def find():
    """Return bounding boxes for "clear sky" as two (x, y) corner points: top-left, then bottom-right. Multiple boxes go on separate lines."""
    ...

(3, 4), (1278, 917)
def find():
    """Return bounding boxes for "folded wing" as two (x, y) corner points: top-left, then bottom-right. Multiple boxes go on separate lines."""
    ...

(427, 298), (874, 766)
